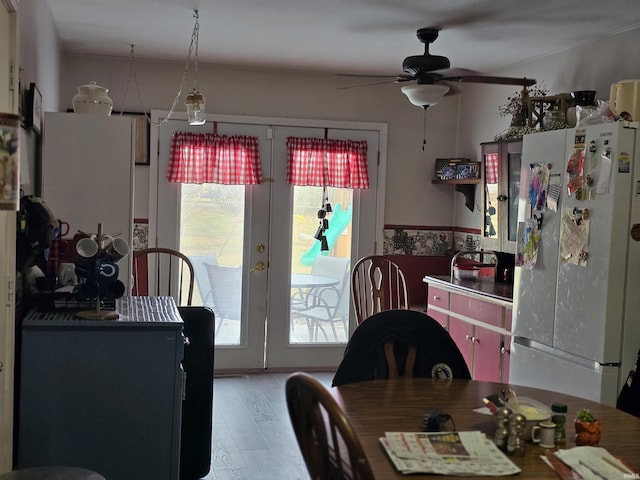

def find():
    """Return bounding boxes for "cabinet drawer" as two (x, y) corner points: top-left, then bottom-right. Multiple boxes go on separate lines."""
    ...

(427, 286), (449, 310)
(450, 293), (504, 328)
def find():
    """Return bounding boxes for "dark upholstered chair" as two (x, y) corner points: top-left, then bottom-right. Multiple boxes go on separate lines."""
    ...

(332, 309), (471, 386)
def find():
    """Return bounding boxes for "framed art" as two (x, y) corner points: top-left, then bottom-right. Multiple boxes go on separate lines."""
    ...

(113, 112), (150, 165)
(25, 83), (43, 134)
(132, 218), (149, 250)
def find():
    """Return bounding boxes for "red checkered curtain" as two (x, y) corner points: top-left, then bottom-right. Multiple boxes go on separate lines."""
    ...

(167, 132), (263, 185)
(285, 137), (370, 188)
(485, 152), (499, 185)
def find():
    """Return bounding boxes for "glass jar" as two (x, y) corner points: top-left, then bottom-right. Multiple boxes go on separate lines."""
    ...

(543, 108), (566, 130)
(551, 402), (568, 442)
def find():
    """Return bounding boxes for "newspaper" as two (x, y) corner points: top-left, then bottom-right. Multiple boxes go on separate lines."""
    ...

(380, 431), (521, 476)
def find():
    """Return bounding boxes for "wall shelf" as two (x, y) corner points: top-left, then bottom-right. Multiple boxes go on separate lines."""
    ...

(432, 179), (480, 212)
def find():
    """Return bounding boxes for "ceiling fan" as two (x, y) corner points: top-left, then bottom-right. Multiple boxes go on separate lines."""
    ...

(343, 27), (536, 108)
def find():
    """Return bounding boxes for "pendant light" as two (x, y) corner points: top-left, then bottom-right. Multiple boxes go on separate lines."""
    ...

(185, 10), (205, 125)
(119, 10), (206, 126)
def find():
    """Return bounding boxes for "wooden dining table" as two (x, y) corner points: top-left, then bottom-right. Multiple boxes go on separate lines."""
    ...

(330, 378), (640, 479)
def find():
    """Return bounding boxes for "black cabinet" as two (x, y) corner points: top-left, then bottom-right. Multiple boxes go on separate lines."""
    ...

(17, 297), (184, 480)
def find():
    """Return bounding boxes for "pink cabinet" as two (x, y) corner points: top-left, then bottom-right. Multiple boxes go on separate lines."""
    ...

(425, 278), (512, 383)
(448, 316), (473, 373)
(427, 285), (449, 329)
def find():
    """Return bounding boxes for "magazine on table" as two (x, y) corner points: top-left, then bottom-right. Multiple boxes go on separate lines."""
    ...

(380, 431), (521, 476)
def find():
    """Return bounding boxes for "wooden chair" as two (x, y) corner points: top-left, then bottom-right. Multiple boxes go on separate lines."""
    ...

(351, 255), (409, 324)
(332, 309), (471, 387)
(132, 247), (195, 306)
(285, 372), (375, 480)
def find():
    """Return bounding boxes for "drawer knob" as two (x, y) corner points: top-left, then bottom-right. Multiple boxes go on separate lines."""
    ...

(433, 295), (440, 301)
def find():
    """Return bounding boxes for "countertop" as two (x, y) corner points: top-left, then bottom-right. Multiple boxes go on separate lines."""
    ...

(423, 274), (513, 304)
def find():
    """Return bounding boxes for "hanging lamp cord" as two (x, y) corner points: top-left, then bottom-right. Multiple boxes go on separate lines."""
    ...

(118, 10), (201, 126)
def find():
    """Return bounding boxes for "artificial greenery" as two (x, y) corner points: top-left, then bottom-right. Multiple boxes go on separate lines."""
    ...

(576, 408), (597, 422)
(497, 82), (550, 118)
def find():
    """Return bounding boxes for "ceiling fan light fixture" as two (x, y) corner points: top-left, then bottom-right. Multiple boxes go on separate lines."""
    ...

(401, 84), (450, 108)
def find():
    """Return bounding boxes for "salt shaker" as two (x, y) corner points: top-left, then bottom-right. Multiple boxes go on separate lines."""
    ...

(493, 407), (512, 450)
(506, 413), (526, 456)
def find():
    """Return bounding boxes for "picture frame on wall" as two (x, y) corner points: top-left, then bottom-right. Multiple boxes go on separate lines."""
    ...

(114, 112), (150, 165)
(25, 83), (43, 134)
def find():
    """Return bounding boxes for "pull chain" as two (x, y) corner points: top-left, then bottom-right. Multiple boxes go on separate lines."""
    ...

(422, 107), (428, 151)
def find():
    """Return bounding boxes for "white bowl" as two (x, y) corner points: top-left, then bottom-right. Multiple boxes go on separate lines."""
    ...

(507, 397), (552, 440)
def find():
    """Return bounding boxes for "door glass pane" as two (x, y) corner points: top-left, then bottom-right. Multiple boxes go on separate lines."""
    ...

(289, 186), (352, 344)
(180, 183), (244, 346)
(484, 152), (499, 240)
(507, 152), (522, 242)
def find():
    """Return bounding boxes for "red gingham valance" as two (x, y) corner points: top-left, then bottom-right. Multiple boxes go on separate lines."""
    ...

(485, 152), (499, 185)
(167, 132), (263, 185)
(285, 137), (370, 189)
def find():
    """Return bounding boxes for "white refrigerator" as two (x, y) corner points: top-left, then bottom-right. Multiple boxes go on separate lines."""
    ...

(510, 122), (640, 407)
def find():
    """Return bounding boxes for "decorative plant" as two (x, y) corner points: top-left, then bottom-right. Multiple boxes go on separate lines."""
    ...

(497, 82), (550, 119)
(494, 82), (550, 142)
(574, 408), (601, 446)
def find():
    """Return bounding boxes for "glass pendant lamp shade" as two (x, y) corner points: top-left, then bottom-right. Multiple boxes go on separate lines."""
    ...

(186, 89), (206, 125)
(401, 84), (450, 107)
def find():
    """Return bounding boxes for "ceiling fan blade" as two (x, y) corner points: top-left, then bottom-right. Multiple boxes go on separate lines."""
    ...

(337, 78), (403, 90)
(337, 72), (416, 89)
(431, 67), (482, 77)
(440, 73), (536, 87)
(337, 73), (415, 81)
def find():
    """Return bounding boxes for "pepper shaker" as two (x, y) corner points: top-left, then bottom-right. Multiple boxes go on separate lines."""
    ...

(506, 413), (526, 456)
(493, 407), (512, 450)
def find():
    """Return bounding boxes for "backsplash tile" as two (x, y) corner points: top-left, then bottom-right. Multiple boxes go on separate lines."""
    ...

(383, 226), (481, 256)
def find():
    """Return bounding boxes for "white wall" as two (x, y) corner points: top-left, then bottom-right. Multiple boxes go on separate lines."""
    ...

(61, 55), (460, 226)
(19, 0), (61, 113)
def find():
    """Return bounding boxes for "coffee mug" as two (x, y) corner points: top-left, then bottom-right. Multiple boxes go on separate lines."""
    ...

(103, 238), (130, 263)
(96, 260), (119, 282)
(76, 237), (99, 259)
(531, 420), (556, 448)
(57, 262), (78, 286)
(58, 220), (70, 238)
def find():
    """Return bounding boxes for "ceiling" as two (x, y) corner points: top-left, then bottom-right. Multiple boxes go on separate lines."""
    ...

(48, 0), (640, 77)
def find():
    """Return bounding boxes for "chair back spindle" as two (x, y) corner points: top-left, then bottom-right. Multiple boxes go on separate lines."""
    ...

(132, 247), (194, 306)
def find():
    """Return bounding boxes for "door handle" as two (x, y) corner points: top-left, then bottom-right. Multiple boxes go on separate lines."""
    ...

(250, 261), (266, 272)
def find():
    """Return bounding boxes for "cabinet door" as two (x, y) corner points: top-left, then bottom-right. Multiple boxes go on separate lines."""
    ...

(482, 141), (522, 253)
(428, 309), (448, 330)
(502, 336), (511, 383)
(448, 317), (473, 375)
(471, 324), (503, 382)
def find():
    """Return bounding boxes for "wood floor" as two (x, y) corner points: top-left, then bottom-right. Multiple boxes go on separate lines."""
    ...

(203, 371), (335, 480)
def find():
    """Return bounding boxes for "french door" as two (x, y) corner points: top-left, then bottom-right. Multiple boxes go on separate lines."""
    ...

(150, 112), (385, 370)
